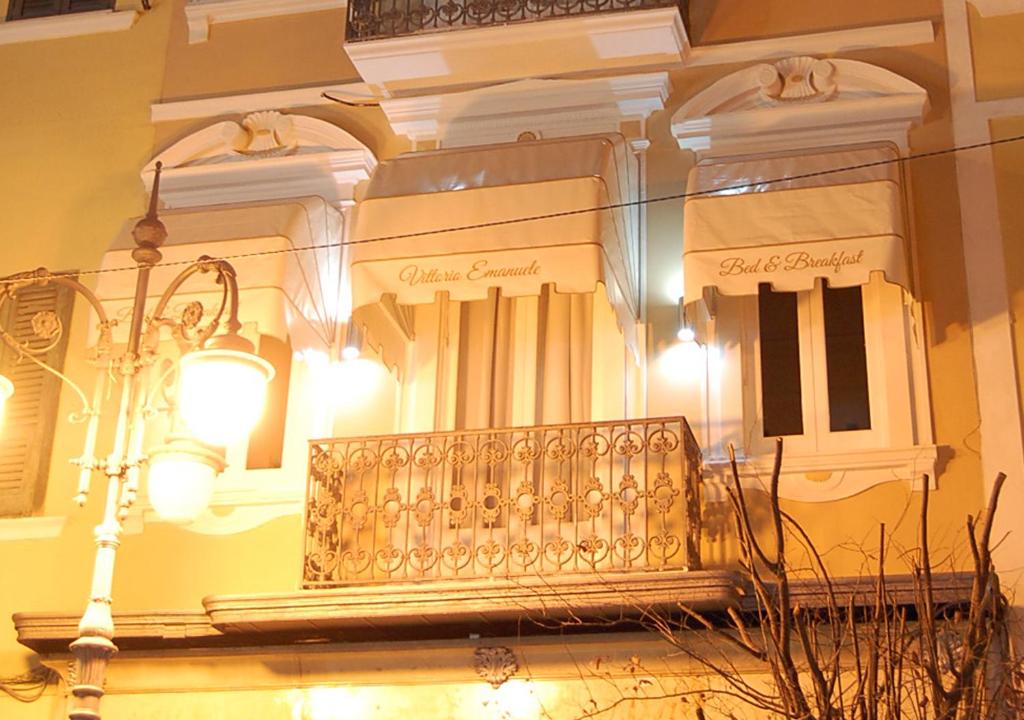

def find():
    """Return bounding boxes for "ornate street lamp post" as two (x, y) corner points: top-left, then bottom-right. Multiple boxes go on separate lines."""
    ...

(0, 164), (273, 720)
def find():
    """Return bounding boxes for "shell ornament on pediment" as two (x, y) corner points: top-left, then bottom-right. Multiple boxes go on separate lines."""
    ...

(238, 111), (298, 158)
(757, 56), (838, 105)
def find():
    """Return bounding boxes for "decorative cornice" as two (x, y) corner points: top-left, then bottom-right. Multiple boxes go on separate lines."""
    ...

(0, 9), (136, 45)
(184, 0), (346, 44)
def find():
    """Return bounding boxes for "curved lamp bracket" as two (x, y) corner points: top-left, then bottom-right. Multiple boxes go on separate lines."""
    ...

(0, 269), (115, 422)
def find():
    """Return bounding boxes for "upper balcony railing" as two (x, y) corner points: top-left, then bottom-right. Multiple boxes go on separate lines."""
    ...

(303, 416), (702, 588)
(345, 0), (688, 42)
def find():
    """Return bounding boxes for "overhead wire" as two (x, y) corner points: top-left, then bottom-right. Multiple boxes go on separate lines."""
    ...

(1, 132), (1022, 287)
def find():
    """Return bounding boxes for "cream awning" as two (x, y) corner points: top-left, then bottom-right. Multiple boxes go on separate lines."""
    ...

(682, 146), (912, 306)
(349, 134), (640, 337)
(98, 199), (344, 353)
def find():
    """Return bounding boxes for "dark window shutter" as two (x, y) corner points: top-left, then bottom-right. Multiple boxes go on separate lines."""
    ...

(66, 0), (115, 13)
(7, 0), (61, 19)
(7, 0), (113, 21)
(0, 280), (74, 517)
(245, 335), (292, 471)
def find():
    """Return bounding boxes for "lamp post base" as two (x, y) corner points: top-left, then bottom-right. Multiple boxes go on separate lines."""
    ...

(68, 635), (118, 720)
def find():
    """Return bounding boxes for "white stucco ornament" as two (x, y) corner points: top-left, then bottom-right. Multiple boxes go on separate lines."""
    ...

(238, 110), (298, 156)
(474, 646), (518, 688)
(671, 55), (929, 156)
(757, 56), (838, 104)
(142, 110), (377, 208)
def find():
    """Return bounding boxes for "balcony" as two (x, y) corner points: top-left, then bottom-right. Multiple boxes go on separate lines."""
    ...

(346, 0), (688, 42)
(303, 416), (702, 591)
(342, 0), (689, 95)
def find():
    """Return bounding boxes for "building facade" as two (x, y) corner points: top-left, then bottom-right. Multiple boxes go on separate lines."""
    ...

(0, 0), (1022, 718)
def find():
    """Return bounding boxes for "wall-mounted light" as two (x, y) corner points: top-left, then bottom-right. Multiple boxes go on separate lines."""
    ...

(341, 321), (363, 361)
(0, 374), (12, 428)
(676, 297), (696, 343)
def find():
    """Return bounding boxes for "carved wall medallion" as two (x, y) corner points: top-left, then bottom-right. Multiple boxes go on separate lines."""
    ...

(31, 310), (61, 341)
(180, 301), (204, 331)
(474, 646), (518, 688)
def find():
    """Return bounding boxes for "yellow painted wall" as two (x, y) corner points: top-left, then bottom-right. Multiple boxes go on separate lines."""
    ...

(689, 0), (939, 44)
(160, 0), (354, 100)
(968, 6), (1024, 101)
(0, 3), (1004, 719)
(990, 115), (1024, 435)
(0, 0), (174, 688)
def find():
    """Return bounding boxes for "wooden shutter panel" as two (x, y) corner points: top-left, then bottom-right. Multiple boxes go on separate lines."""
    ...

(7, 0), (61, 19)
(0, 281), (74, 517)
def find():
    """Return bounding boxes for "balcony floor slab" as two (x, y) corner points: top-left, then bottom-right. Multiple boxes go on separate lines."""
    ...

(205, 569), (742, 635)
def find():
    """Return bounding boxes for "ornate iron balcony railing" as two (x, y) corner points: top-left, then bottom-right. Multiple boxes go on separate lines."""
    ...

(345, 0), (688, 42)
(303, 416), (702, 588)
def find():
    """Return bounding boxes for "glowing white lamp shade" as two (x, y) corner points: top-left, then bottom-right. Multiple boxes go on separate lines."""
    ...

(147, 436), (226, 523)
(0, 374), (12, 429)
(177, 344), (274, 447)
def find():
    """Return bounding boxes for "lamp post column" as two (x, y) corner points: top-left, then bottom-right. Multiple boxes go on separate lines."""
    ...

(67, 171), (168, 720)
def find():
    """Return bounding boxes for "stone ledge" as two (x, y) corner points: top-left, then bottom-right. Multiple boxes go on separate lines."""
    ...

(14, 572), (975, 655)
(15, 570), (741, 652)
(206, 569), (744, 634)
(14, 610), (220, 654)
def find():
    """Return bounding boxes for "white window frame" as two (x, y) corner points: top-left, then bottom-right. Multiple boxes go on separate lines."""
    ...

(705, 273), (935, 502)
(743, 277), (906, 456)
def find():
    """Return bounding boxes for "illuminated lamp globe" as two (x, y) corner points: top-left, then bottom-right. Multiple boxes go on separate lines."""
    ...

(0, 374), (12, 429)
(177, 334), (274, 447)
(147, 436), (226, 523)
